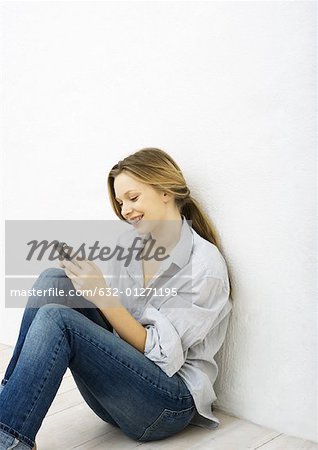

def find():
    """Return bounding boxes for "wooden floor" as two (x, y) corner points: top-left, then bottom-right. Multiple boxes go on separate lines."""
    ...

(1, 343), (317, 450)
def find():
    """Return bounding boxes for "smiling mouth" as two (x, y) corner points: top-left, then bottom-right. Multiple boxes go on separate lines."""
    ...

(129, 214), (144, 224)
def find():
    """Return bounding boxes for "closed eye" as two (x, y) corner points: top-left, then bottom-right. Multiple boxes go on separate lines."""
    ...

(117, 196), (138, 207)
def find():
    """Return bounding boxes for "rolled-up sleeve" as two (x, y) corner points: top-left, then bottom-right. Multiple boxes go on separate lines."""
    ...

(143, 309), (185, 377)
(139, 274), (230, 377)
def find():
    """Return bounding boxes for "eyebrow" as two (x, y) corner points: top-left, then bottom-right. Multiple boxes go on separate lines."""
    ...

(115, 190), (138, 202)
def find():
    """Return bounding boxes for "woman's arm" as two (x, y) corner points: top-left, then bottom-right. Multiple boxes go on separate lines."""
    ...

(96, 300), (147, 353)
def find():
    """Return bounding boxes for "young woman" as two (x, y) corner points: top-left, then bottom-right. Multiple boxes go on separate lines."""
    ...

(0, 148), (232, 449)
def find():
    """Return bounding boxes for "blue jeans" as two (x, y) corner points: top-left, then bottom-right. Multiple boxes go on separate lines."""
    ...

(0, 268), (195, 449)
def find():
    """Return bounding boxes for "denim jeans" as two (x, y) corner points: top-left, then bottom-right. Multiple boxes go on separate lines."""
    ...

(0, 268), (195, 449)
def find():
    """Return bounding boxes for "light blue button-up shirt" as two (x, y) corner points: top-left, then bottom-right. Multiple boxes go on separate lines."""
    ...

(106, 215), (232, 429)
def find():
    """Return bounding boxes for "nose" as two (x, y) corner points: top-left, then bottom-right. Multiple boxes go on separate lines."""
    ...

(121, 203), (133, 218)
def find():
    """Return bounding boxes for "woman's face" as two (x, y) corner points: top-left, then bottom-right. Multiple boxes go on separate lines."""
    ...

(113, 171), (171, 234)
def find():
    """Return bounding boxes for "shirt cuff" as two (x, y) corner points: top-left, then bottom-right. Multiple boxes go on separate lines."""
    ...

(143, 310), (185, 377)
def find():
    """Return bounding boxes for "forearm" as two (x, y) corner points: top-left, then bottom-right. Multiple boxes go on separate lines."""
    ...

(94, 295), (147, 353)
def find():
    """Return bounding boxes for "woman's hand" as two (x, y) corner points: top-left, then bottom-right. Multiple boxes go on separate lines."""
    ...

(58, 257), (108, 305)
(57, 251), (146, 353)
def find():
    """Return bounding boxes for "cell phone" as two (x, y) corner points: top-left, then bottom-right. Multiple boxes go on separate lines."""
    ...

(54, 241), (72, 261)
(55, 241), (82, 267)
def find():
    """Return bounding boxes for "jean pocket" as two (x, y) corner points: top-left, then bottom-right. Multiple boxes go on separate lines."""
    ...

(137, 405), (196, 442)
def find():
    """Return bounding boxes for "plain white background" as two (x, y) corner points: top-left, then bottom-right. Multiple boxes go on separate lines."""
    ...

(0, 0), (316, 443)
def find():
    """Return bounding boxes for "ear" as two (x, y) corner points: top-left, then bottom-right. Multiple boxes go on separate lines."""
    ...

(162, 192), (172, 203)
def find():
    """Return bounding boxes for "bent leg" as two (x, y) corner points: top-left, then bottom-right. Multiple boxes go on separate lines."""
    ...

(1, 271), (195, 447)
(1, 268), (112, 388)
(0, 301), (118, 449)
(0, 305), (73, 449)
(0, 303), (195, 447)
(61, 308), (195, 442)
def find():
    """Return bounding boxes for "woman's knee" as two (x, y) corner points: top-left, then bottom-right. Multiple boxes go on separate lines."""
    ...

(34, 303), (76, 333)
(30, 303), (71, 337)
(26, 268), (71, 308)
(39, 267), (67, 281)
(37, 268), (71, 291)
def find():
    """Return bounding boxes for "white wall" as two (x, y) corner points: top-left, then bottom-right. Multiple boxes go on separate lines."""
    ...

(1, 0), (316, 443)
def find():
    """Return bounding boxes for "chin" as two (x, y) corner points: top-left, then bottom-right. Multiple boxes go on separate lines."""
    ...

(132, 217), (155, 236)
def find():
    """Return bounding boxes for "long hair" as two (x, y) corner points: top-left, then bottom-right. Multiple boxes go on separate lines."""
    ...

(107, 147), (232, 294)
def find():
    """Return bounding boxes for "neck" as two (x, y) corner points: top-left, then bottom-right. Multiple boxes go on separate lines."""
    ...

(147, 213), (183, 255)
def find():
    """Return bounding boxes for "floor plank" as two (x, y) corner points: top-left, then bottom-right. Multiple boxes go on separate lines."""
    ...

(0, 343), (11, 351)
(134, 411), (280, 450)
(0, 347), (13, 374)
(71, 429), (140, 450)
(258, 434), (318, 450)
(36, 403), (137, 450)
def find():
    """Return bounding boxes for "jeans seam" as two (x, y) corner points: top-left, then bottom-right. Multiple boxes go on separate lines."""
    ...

(65, 326), (192, 400)
(20, 332), (67, 439)
(0, 423), (34, 449)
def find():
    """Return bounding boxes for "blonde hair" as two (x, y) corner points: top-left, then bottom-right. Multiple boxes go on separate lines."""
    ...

(107, 147), (232, 293)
